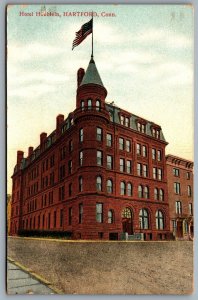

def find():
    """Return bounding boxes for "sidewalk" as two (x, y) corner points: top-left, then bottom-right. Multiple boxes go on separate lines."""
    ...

(7, 259), (57, 295)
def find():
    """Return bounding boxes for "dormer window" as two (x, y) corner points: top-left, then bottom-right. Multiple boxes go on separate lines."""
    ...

(120, 114), (130, 127)
(137, 121), (146, 133)
(151, 126), (160, 139)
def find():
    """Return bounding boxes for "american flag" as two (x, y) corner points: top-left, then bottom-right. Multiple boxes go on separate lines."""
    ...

(72, 19), (93, 50)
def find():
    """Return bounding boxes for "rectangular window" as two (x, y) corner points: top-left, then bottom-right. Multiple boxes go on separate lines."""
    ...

(68, 160), (72, 174)
(96, 203), (103, 223)
(143, 165), (148, 177)
(60, 209), (63, 227)
(172, 220), (176, 230)
(120, 158), (125, 172)
(107, 155), (113, 169)
(96, 127), (102, 141)
(106, 133), (112, 147)
(48, 213), (51, 229)
(175, 201), (182, 214)
(119, 138), (124, 150)
(69, 207), (72, 225)
(174, 182), (180, 194)
(142, 145), (147, 157)
(158, 169), (162, 180)
(54, 211), (56, 228)
(189, 203), (193, 215)
(187, 185), (192, 197)
(157, 150), (162, 161)
(173, 168), (179, 177)
(59, 186), (65, 201)
(126, 140), (131, 152)
(137, 163), (142, 176)
(60, 147), (66, 160)
(97, 150), (103, 166)
(152, 148), (156, 160)
(125, 117), (130, 127)
(153, 167), (157, 179)
(79, 177), (83, 192)
(137, 143), (141, 155)
(79, 203), (83, 224)
(69, 183), (72, 196)
(142, 124), (146, 133)
(49, 174), (54, 187)
(186, 172), (190, 180)
(59, 165), (65, 180)
(69, 140), (73, 152)
(50, 154), (55, 167)
(79, 128), (83, 142)
(38, 215), (40, 229)
(137, 122), (141, 132)
(120, 115), (124, 125)
(126, 160), (131, 174)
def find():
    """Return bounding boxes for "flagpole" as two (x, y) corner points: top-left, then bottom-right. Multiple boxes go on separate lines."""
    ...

(91, 12), (93, 59)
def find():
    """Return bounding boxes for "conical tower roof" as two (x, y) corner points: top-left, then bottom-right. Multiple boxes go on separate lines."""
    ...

(80, 57), (104, 87)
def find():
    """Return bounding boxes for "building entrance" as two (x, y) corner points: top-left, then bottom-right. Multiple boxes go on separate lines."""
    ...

(177, 220), (183, 238)
(122, 208), (133, 235)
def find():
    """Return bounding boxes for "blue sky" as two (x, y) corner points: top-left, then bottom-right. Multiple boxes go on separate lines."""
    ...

(7, 4), (194, 193)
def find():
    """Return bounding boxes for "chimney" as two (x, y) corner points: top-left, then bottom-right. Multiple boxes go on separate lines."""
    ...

(40, 132), (47, 145)
(17, 150), (24, 165)
(28, 146), (34, 157)
(77, 68), (85, 87)
(56, 114), (64, 137)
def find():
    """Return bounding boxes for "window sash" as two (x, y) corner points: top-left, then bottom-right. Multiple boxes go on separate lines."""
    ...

(119, 138), (124, 150)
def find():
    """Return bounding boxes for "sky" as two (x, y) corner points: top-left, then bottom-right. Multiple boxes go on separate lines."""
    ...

(7, 4), (194, 194)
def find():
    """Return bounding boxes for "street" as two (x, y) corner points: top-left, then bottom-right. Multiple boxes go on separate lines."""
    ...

(8, 237), (193, 294)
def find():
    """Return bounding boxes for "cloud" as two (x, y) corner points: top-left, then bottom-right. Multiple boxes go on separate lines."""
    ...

(8, 42), (65, 63)
(134, 28), (192, 49)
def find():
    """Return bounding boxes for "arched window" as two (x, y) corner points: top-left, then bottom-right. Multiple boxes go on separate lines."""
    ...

(139, 209), (149, 229)
(138, 185), (143, 198)
(88, 99), (92, 110)
(108, 210), (114, 223)
(107, 179), (113, 194)
(144, 186), (149, 199)
(79, 176), (83, 192)
(154, 188), (159, 200)
(156, 210), (164, 230)
(96, 176), (102, 191)
(120, 181), (126, 195)
(79, 151), (83, 166)
(159, 189), (164, 201)
(127, 183), (132, 196)
(81, 100), (84, 111)
(96, 99), (101, 111)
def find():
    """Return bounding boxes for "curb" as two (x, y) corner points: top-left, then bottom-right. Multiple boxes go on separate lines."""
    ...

(7, 257), (63, 294)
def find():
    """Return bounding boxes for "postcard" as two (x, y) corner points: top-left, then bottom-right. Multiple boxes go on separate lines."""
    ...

(7, 4), (194, 295)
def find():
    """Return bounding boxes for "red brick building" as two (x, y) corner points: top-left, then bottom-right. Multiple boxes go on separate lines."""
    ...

(10, 57), (171, 240)
(166, 155), (193, 240)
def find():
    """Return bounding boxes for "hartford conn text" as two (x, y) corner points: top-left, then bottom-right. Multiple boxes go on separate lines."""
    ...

(19, 11), (116, 17)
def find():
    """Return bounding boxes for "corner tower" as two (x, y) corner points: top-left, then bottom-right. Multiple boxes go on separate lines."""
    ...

(76, 57), (107, 111)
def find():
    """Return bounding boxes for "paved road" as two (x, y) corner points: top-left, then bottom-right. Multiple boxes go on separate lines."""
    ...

(8, 237), (193, 295)
(7, 260), (56, 295)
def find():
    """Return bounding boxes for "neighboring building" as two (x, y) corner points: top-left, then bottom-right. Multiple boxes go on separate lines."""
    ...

(7, 194), (12, 234)
(166, 154), (193, 240)
(10, 57), (171, 240)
